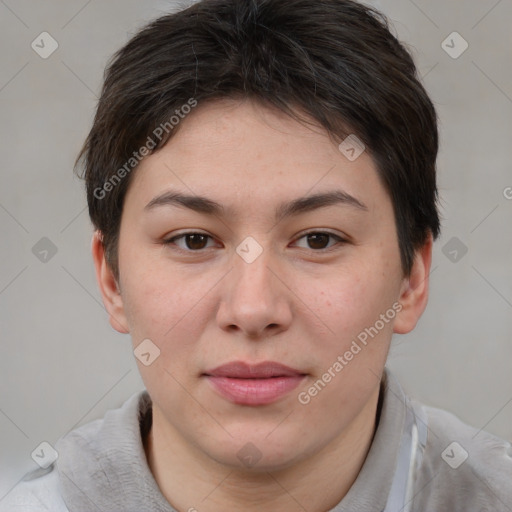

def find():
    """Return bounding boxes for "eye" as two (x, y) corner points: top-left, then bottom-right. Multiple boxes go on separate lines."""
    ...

(292, 231), (347, 251)
(162, 230), (347, 253)
(163, 232), (217, 252)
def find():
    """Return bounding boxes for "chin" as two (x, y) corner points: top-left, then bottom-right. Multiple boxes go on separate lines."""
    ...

(200, 432), (313, 473)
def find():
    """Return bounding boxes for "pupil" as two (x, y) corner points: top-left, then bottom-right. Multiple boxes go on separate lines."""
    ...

(308, 233), (328, 249)
(187, 234), (207, 250)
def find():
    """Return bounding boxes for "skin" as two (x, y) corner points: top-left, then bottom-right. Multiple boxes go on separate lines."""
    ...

(92, 98), (432, 512)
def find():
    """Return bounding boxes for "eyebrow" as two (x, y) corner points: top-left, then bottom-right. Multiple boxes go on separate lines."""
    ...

(144, 189), (368, 222)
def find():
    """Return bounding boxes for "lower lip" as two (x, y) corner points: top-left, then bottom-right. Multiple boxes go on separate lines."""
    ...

(205, 375), (305, 405)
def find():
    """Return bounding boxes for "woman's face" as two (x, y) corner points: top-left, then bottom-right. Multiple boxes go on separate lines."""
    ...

(108, 98), (412, 471)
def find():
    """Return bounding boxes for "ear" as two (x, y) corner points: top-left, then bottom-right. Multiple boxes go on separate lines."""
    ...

(91, 231), (130, 334)
(393, 233), (433, 334)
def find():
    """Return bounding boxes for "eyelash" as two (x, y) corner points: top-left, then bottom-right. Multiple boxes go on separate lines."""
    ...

(162, 230), (347, 253)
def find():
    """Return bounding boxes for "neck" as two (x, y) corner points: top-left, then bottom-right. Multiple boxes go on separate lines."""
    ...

(144, 385), (381, 512)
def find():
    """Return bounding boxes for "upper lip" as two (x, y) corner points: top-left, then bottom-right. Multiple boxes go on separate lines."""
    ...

(204, 361), (306, 378)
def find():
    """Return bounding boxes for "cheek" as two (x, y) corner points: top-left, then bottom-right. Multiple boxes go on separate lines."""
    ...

(315, 262), (395, 328)
(123, 272), (207, 396)
(297, 268), (395, 411)
(120, 253), (205, 356)
(305, 261), (399, 373)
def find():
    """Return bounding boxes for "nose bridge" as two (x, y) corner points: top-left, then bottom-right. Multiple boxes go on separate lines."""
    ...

(232, 237), (278, 302)
(216, 236), (292, 336)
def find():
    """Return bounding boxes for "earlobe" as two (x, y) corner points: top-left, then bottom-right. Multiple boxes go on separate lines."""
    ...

(393, 233), (433, 335)
(91, 231), (130, 334)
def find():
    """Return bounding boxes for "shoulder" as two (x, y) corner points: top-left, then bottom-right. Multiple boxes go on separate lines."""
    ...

(0, 390), (148, 512)
(0, 465), (68, 512)
(411, 399), (512, 511)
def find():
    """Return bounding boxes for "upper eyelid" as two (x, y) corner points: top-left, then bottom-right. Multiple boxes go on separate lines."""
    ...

(165, 229), (344, 240)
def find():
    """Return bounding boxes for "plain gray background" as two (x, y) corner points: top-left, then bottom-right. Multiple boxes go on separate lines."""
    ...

(1, 0), (511, 498)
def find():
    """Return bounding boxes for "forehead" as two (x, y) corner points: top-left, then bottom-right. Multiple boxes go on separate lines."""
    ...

(125, 98), (387, 216)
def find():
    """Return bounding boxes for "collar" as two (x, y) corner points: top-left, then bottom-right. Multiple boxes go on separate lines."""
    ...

(55, 390), (177, 511)
(329, 369), (427, 512)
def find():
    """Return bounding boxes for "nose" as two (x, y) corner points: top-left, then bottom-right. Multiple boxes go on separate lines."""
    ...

(216, 243), (293, 339)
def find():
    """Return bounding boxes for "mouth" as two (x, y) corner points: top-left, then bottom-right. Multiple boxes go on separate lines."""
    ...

(203, 361), (307, 406)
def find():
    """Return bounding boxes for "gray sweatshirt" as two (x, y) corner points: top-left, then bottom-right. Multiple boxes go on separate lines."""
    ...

(1, 369), (511, 511)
